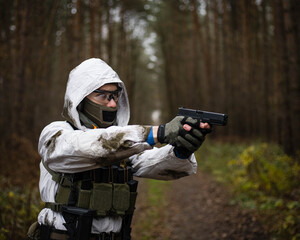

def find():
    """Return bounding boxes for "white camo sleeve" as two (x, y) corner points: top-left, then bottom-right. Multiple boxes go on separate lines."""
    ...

(130, 144), (198, 180)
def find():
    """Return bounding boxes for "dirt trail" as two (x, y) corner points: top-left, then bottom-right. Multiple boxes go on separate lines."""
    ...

(133, 171), (270, 240)
(166, 172), (269, 240)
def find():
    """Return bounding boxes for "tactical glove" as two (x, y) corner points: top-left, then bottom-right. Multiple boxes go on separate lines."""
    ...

(157, 116), (207, 158)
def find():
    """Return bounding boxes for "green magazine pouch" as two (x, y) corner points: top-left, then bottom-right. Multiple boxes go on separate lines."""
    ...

(113, 183), (130, 215)
(77, 189), (91, 209)
(55, 184), (71, 204)
(90, 183), (113, 216)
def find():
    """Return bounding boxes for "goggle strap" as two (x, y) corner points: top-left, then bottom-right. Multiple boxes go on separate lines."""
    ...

(93, 86), (122, 95)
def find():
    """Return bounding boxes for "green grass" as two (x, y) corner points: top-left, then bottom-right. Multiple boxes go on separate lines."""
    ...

(197, 140), (247, 183)
(133, 179), (171, 240)
(147, 179), (171, 206)
(196, 140), (300, 240)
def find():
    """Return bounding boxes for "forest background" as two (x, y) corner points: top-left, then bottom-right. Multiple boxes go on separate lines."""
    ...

(0, 0), (299, 239)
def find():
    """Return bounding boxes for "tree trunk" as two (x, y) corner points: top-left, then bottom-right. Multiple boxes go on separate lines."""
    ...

(282, 0), (300, 155)
(116, 1), (126, 80)
(221, 0), (234, 135)
(89, 0), (95, 57)
(106, 2), (113, 65)
(74, 0), (81, 62)
(97, 0), (103, 58)
(261, 0), (272, 141)
(272, 0), (293, 154)
(191, 0), (212, 108)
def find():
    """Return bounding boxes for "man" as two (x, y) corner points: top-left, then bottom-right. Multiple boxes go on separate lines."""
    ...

(28, 58), (210, 240)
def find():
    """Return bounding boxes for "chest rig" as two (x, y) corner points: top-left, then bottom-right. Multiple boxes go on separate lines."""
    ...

(43, 160), (138, 218)
(39, 121), (138, 239)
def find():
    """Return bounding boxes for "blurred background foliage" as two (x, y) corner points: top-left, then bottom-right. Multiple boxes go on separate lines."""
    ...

(0, 0), (299, 239)
(198, 141), (300, 239)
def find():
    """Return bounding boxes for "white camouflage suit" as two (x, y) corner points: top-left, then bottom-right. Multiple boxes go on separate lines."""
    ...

(38, 58), (198, 234)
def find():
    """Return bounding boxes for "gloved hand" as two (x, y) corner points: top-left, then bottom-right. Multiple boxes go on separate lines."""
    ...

(157, 116), (208, 158)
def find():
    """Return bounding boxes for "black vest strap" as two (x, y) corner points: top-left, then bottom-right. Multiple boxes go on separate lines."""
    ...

(67, 121), (78, 130)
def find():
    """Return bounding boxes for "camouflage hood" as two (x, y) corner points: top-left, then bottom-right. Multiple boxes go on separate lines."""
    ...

(62, 58), (130, 130)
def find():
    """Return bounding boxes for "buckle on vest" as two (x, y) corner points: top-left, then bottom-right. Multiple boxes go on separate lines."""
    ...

(60, 174), (72, 187)
(45, 202), (63, 212)
(53, 203), (63, 212)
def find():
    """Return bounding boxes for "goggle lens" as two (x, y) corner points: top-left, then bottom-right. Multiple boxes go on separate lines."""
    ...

(93, 87), (122, 103)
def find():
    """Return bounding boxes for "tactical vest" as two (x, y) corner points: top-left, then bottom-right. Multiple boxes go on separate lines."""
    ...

(42, 159), (138, 218)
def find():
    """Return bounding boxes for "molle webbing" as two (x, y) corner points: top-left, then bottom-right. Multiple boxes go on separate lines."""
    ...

(42, 160), (138, 217)
(42, 159), (72, 186)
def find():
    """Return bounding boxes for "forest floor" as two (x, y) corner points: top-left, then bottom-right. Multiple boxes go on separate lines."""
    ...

(132, 171), (270, 240)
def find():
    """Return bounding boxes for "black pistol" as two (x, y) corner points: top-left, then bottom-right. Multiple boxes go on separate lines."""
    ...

(178, 107), (228, 126)
(62, 206), (96, 240)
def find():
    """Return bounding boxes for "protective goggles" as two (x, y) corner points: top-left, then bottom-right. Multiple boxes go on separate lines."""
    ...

(93, 86), (122, 103)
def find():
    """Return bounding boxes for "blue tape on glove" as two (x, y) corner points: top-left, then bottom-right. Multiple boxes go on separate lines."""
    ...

(147, 127), (155, 146)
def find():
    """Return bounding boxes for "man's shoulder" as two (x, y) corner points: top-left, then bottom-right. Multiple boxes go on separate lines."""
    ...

(42, 121), (74, 133)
